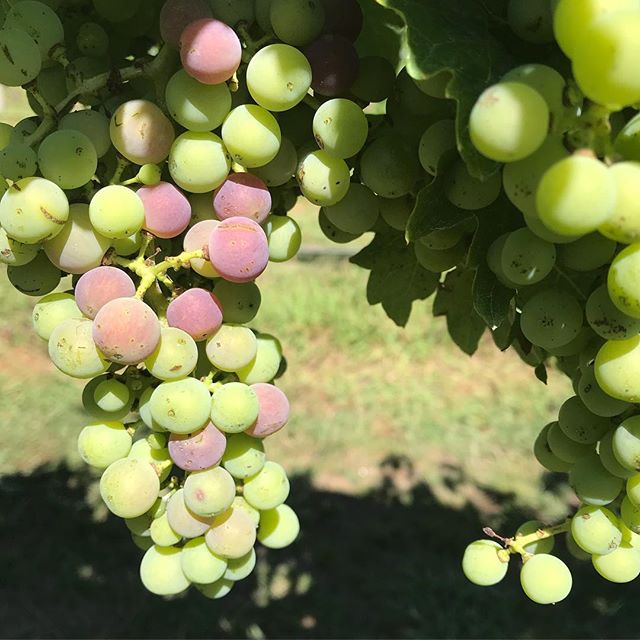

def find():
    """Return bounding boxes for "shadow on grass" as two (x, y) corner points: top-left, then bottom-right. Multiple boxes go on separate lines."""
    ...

(0, 456), (634, 639)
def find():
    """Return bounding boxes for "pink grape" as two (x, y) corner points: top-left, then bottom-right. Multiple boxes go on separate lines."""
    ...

(168, 422), (227, 471)
(183, 219), (220, 278)
(213, 173), (272, 224)
(160, 0), (211, 49)
(166, 288), (223, 341)
(208, 217), (269, 283)
(93, 298), (161, 364)
(138, 182), (191, 239)
(75, 267), (136, 319)
(180, 19), (242, 85)
(246, 383), (290, 438)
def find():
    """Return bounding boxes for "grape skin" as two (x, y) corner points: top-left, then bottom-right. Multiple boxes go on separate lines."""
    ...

(213, 173), (272, 224)
(149, 378), (212, 434)
(258, 504), (300, 549)
(159, 0), (211, 49)
(243, 460), (290, 510)
(184, 467), (236, 517)
(221, 432), (266, 479)
(74, 267), (136, 319)
(138, 182), (191, 240)
(140, 545), (190, 596)
(206, 324), (258, 372)
(520, 554), (572, 605)
(166, 289), (223, 342)
(77, 421), (132, 469)
(0, 28), (41, 87)
(168, 422), (227, 472)
(100, 458), (160, 519)
(571, 505), (622, 555)
(595, 336), (640, 402)
(237, 333), (283, 384)
(181, 537), (227, 584)
(210, 382), (260, 434)
(48, 318), (109, 379)
(32, 293), (82, 341)
(461, 540), (508, 586)
(297, 149), (351, 206)
(144, 327), (199, 381)
(166, 489), (213, 538)
(312, 99), (368, 159)
(183, 220), (220, 278)
(205, 507), (257, 559)
(225, 548), (257, 582)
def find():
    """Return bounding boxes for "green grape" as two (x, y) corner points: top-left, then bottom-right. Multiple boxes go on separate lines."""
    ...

(264, 215), (302, 262)
(221, 432), (266, 479)
(5, 0), (64, 58)
(418, 120), (456, 176)
(570, 452), (623, 506)
(600, 162), (640, 243)
(628, 473), (640, 505)
(415, 239), (466, 273)
(76, 22), (109, 57)
(144, 327), (198, 381)
(445, 160), (501, 211)
(210, 0), (254, 25)
(500, 228), (555, 286)
(558, 396), (611, 444)
(166, 489), (213, 538)
(184, 467), (236, 517)
(469, 82), (548, 163)
(224, 548), (256, 581)
(269, 0), (324, 47)
(360, 137), (419, 199)
(547, 421), (594, 463)
(621, 496), (640, 532)
(534, 423), (574, 472)
(137, 164), (162, 186)
(318, 209), (359, 244)
(297, 150), (350, 206)
(59, 109), (111, 158)
(502, 64), (564, 118)
(196, 578), (234, 599)
(520, 289), (583, 350)
(572, 10), (640, 108)
(230, 497), (259, 528)
(82, 375), (135, 422)
(507, 0), (553, 43)
(237, 333), (282, 384)
(524, 211), (578, 245)
(168, 131), (231, 193)
(247, 44), (311, 112)
(222, 105), (281, 168)
(558, 234), (616, 273)
(252, 137), (297, 187)
(592, 543), (640, 583)
(461, 540), (509, 586)
(520, 554), (572, 605)
(612, 416), (640, 471)
(133, 533), (158, 551)
(149, 512), (181, 547)
(322, 183), (378, 235)
(586, 284), (640, 341)
(571, 505), (621, 555)
(128, 439), (172, 482)
(100, 457), (160, 518)
(378, 195), (413, 232)
(515, 520), (554, 554)
(32, 292), (82, 340)
(599, 430), (636, 479)
(11, 117), (38, 144)
(393, 68), (443, 117)
(243, 460), (290, 510)
(595, 336), (640, 402)
(566, 532), (591, 561)
(181, 537), (227, 584)
(37, 129), (97, 190)
(112, 232), (143, 257)
(620, 519), (640, 548)
(548, 326), (597, 358)
(502, 136), (568, 218)
(205, 507), (257, 559)
(0, 28), (41, 86)
(89, 185), (145, 239)
(312, 99), (368, 159)
(608, 243), (640, 319)
(213, 281), (261, 324)
(49, 318), (109, 378)
(77, 420), (132, 469)
(537, 156), (615, 236)
(139, 546), (190, 596)
(257, 504), (300, 549)
(578, 365), (630, 418)
(0, 177), (69, 244)
(210, 382), (259, 434)
(615, 112), (640, 162)
(94, 378), (130, 413)
(125, 513), (152, 537)
(149, 378), (211, 434)
(350, 55), (396, 103)
(206, 324), (257, 372)
(0, 142), (36, 181)
(165, 69), (231, 132)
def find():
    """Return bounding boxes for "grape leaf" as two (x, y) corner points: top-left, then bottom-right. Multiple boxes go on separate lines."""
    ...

(377, 0), (514, 178)
(535, 363), (548, 385)
(350, 229), (439, 326)
(472, 266), (514, 329)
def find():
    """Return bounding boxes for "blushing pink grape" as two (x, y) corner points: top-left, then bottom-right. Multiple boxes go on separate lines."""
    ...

(160, 0), (211, 49)
(183, 219), (219, 278)
(213, 173), (272, 223)
(75, 267), (136, 319)
(208, 217), (269, 283)
(167, 288), (223, 341)
(246, 383), (290, 438)
(93, 298), (161, 364)
(168, 422), (227, 471)
(180, 19), (242, 85)
(138, 182), (191, 239)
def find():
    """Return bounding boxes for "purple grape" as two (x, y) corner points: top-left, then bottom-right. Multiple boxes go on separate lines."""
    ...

(321, 0), (363, 41)
(245, 383), (290, 438)
(160, 0), (212, 49)
(166, 288), (223, 341)
(138, 181), (191, 239)
(304, 34), (359, 97)
(213, 173), (272, 224)
(75, 266), (136, 319)
(168, 422), (227, 471)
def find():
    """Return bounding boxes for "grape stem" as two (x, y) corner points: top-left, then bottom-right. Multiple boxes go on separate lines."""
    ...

(236, 22), (276, 59)
(303, 94), (321, 111)
(110, 156), (132, 185)
(504, 519), (572, 559)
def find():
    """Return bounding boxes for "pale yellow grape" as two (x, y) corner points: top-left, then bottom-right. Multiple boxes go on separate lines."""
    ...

(100, 458), (160, 518)
(222, 433), (266, 479)
(469, 82), (549, 163)
(461, 540), (509, 586)
(89, 186), (145, 239)
(231, 496), (260, 527)
(149, 378), (211, 434)
(627, 473), (640, 505)
(520, 554), (572, 605)
(553, 0), (640, 58)
(536, 156), (615, 236)
(32, 292), (82, 341)
(620, 520), (640, 547)
(150, 512), (182, 547)
(48, 318), (109, 379)
(297, 150), (350, 207)
(265, 215), (302, 262)
(210, 382), (259, 433)
(166, 489), (213, 538)
(140, 546), (190, 596)
(0, 227), (38, 266)
(243, 460), (290, 510)
(205, 324), (257, 372)
(237, 333), (283, 384)
(196, 578), (234, 599)
(205, 507), (257, 559)
(77, 421), (132, 469)
(181, 537), (228, 584)
(571, 505), (622, 555)
(595, 336), (640, 402)
(128, 439), (173, 482)
(0, 177), (69, 244)
(514, 520), (554, 555)
(600, 162), (640, 243)
(224, 548), (256, 581)
(592, 543), (640, 583)
(258, 504), (300, 549)
(145, 327), (198, 381)
(183, 467), (236, 517)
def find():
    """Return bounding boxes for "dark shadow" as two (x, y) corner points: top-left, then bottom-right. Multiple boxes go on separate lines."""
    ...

(0, 457), (636, 639)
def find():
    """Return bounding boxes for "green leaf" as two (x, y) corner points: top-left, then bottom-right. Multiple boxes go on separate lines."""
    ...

(350, 229), (439, 326)
(473, 265), (514, 329)
(377, 0), (514, 178)
(356, 0), (404, 63)
(535, 363), (548, 385)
